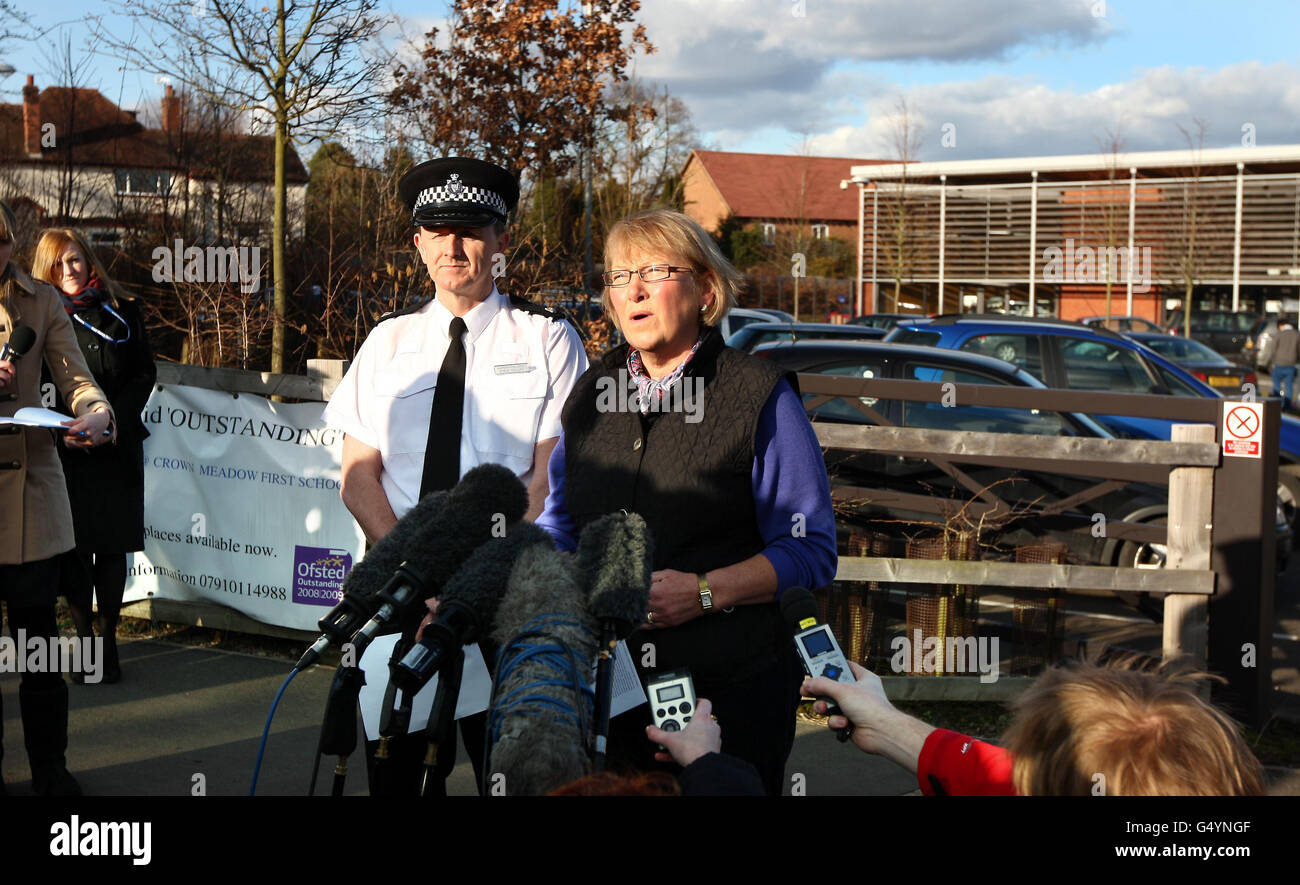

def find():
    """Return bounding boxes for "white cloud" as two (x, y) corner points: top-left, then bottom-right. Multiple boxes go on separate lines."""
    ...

(629, 0), (1111, 149)
(807, 62), (1300, 160)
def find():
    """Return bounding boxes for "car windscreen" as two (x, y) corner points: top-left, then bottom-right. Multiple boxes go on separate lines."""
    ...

(888, 328), (941, 346)
(903, 364), (1070, 435)
(1140, 336), (1230, 364)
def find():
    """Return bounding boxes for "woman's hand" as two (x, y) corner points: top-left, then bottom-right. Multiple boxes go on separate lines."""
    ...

(61, 408), (113, 449)
(647, 697), (721, 767)
(642, 569), (705, 629)
(0, 358), (14, 389)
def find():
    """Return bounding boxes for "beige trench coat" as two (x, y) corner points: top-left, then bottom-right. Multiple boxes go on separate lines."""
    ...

(0, 262), (113, 564)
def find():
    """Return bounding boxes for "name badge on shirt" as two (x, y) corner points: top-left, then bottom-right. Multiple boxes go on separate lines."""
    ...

(494, 362), (536, 375)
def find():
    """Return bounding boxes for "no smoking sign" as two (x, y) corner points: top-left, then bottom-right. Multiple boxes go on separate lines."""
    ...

(1223, 402), (1263, 458)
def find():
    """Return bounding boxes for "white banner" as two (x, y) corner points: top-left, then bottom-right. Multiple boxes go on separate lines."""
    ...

(125, 384), (365, 631)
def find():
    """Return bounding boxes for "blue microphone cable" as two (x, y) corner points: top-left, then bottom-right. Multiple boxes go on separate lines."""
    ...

(249, 667), (301, 796)
(488, 614), (596, 748)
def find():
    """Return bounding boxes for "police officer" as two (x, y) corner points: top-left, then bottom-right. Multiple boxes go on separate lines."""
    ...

(323, 158), (588, 795)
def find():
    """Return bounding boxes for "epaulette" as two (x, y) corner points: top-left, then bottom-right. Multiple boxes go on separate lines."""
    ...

(508, 294), (561, 321)
(377, 297), (432, 324)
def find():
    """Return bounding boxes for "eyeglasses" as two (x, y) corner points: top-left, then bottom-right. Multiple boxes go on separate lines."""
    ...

(601, 265), (695, 287)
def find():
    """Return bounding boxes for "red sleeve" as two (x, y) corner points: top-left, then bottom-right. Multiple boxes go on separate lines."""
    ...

(916, 729), (1017, 796)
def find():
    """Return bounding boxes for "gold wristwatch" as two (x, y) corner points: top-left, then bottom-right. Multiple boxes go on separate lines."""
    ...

(697, 573), (714, 612)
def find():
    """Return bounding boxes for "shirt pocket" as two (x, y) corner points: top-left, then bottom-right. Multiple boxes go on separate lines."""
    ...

(470, 365), (548, 473)
(372, 361), (438, 456)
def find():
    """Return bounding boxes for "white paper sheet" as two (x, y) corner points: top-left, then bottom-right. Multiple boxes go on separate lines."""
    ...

(0, 406), (72, 428)
(357, 636), (492, 741)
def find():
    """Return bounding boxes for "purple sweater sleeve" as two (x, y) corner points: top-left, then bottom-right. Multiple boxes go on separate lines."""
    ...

(536, 432), (578, 552)
(753, 378), (838, 597)
(534, 378), (840, 593)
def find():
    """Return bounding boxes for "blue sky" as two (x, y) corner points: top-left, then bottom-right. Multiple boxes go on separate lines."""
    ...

(2, 0), (1297, 161)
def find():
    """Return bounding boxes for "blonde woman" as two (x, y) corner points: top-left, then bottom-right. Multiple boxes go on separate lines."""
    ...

(0, 203), (114, 796)
(536, 209), (837, 794)
(32, 229), (155, 685)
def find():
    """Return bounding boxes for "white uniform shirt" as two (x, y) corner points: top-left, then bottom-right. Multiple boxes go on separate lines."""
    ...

(324, 286), (588, 518)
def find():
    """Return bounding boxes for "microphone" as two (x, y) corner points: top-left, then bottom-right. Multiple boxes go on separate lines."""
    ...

(295, 463), (529, 670)
(581, 512), (653, 636)
(389, 521), (553, 694)
(295, 490), (450, 671)
(781, 586), (856, 742)
(1, 322), (36, 363)
(577, 512), (653, 764)
(488, 545), (597, 795)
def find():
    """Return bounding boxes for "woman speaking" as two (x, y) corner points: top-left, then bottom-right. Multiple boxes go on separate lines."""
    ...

(32, 228), (156, 684)
(538, 209), (837, 794)
(0, 203), (114, 795)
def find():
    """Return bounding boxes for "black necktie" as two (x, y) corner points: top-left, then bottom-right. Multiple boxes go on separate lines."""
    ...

(420, 316), (467, 497)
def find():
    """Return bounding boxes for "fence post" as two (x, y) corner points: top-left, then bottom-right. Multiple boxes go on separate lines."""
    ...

(1163, 424), (1214, 686)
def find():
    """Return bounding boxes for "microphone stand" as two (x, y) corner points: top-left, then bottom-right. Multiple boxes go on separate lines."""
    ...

(373, 634), (415, 797)
(419, 648), (465, 798)
(592, 624), (617, 771)
(313, 662), (365, 796)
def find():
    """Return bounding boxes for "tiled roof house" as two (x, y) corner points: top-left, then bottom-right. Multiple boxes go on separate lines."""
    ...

(0, 76), (308, 245)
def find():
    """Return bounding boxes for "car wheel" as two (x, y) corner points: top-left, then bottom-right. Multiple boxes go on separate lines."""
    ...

(994, 342), (1019, 363)
(1279, 466), (1300, 530)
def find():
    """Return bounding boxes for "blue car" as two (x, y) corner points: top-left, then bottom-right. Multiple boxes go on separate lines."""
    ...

(884, 314), (1300, 528)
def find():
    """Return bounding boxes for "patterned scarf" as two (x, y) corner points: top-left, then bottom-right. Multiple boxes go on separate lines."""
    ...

(59, 276), (106, 315)
(626, 333), (705, 415)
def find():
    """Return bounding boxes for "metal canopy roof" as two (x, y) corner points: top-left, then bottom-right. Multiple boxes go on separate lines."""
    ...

(851, 145), (1300, 183)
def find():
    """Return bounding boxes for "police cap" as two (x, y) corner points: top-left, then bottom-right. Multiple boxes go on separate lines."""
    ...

(397, 157), (519, 229)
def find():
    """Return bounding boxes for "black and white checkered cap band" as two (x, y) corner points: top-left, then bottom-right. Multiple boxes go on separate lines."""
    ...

(413, 183), (508, 218)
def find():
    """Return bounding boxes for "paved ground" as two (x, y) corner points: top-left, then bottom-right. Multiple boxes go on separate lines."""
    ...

(0, 639), (917, 796)
(2, 554), (1298, 796)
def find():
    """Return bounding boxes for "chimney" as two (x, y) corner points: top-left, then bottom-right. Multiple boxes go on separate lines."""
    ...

(22, 75), (40, 156)
(161, 84), (180, 136)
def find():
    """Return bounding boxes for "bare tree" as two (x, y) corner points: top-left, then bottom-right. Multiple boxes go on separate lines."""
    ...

(95, 0), (391, 373)
(1171, 119), (1211, 340)
(880, 97), (922, 312)
(1095, 127), (1125, 324)
(593, 79), (697, 225)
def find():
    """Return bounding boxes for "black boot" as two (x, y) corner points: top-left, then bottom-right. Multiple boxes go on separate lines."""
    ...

(19, 682), (82, 796)
(1, 691), (7, 797)
(101, 634), (121, 685)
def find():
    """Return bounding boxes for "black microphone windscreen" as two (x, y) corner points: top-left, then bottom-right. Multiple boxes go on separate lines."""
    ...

(439, 521), (553, 623)
(5, 323), (35, 358)
(339, 463), (530, 611)
(780, 586), (819, 631)
(579, 512), (652, 635)
(339, 490), (449, 609)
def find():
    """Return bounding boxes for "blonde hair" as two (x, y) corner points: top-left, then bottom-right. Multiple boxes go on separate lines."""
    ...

(31, 228), (127, 306)
(603, 209), (743, 329)
(1003, 660), (1264, 796)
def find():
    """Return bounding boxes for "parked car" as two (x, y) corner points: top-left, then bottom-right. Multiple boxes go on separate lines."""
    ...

(1245, 316), (1280, 370)
(752, 339), (1291, 573)
(1164, 309), (1261, 357)
(750, 308), (797, 323)
(1124, 332), (1257, 394)
(849, 313), (927, 331)
(718, 307), (776, 340)
(884, 313), (1300, 533)
(726, 322), (885, 353)
(1080, 315), (1164, 333)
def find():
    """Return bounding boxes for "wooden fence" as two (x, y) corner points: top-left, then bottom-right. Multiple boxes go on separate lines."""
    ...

(801, 373), (1276, 725)
(126, 361), (1278, 725)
